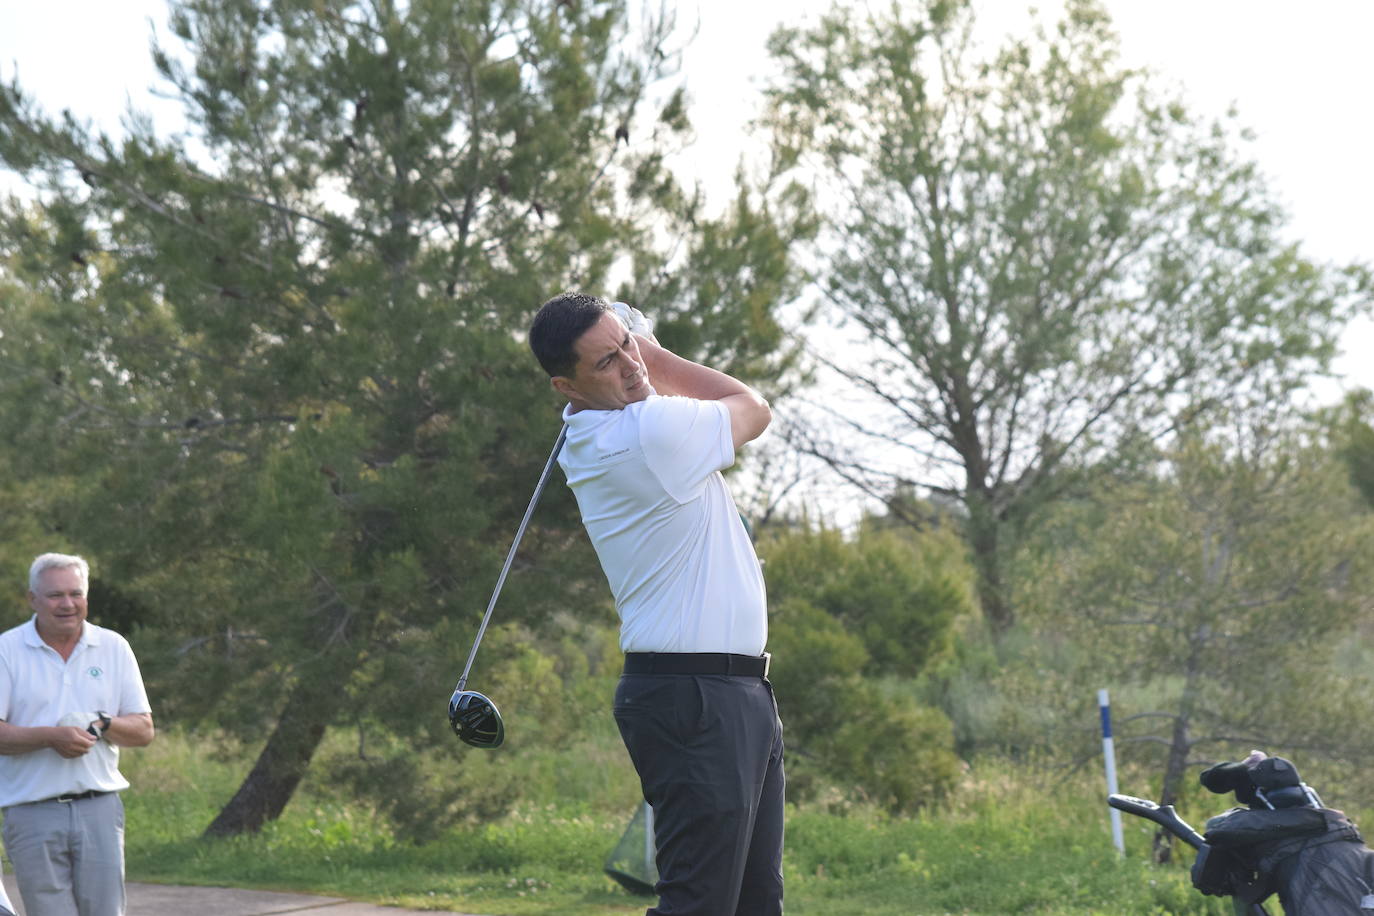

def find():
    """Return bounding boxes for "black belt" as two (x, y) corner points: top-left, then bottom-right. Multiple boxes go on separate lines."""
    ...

(623, 652), (770, 677)
(46, 790), (106, 804)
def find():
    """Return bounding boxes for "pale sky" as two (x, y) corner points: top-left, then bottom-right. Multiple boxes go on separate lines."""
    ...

(2, 0), (1370, 393)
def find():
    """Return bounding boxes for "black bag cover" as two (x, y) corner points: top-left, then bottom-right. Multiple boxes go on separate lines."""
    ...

(1191, 843), (1272, 904)
(1205, 806), (1328, 848)
(1204, 807), (1374, 916)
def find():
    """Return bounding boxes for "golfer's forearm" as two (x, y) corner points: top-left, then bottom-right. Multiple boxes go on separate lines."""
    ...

(0, 721), (58, 755)
(106, 713), (155, 748)
(639, 336), (771, 447)
(640, 336), (755, 401)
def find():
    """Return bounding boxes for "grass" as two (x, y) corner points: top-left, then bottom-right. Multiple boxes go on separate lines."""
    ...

(98, 729), (1293, 915)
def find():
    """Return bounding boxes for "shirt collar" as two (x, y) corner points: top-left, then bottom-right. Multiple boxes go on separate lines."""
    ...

(562, 396), (656, 427)
(21, 617), (99, 649)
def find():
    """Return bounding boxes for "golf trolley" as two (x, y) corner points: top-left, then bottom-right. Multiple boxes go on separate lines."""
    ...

(1109, 753), (1374, 916)
(1109, 793), (1271, 916)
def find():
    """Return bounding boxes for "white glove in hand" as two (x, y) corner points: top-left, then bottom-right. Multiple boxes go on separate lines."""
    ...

(57, 710), (102, 738)
(610, 300), (655, 339)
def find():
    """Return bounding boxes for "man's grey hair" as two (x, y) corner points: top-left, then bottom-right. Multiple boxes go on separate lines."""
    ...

(29, 553), (90, 593)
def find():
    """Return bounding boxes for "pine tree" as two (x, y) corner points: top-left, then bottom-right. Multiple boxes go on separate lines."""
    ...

(0, 0), (806, 835)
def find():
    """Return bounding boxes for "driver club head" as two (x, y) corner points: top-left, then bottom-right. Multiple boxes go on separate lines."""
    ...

(448, 689), (505, 749)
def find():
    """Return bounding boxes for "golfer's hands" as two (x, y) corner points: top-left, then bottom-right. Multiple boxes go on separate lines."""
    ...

(611, 300), (656, 343)
(50, 725), (98, 758)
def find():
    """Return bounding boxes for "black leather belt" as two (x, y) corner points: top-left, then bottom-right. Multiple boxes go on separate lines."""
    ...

(623, 652), (770, 677)
(47, 790), (106, 804)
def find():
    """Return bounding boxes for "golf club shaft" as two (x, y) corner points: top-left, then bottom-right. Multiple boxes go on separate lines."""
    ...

(454, 424), (567, 693)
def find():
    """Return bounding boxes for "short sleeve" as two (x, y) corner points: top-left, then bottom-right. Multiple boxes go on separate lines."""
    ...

(0, 656), (11, 721)
(116, 639), (153, 717)
(638, 397), (734, 504)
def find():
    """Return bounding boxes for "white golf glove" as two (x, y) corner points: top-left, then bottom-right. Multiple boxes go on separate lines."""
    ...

(610, 300), (655, 340)
(57, 710), (104, 739)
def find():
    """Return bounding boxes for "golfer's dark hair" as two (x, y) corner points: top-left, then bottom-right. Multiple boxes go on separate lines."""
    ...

(529, 291), (610, 378)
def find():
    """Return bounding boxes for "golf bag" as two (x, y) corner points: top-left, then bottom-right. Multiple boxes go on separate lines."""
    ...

(1192, 753), (1374, 915)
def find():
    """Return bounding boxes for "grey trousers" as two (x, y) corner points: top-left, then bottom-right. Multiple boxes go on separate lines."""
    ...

(614, 673), (785, 916)
(2, 792), (125, 916)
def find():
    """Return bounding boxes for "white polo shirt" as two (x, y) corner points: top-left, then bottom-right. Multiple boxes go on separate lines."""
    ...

(559, 395), (767, 655)
(0, 618), (153, 807)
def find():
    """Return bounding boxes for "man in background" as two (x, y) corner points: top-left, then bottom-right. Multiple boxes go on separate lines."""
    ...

(529, 293), (784, 915)
(0, 553), (155, 916)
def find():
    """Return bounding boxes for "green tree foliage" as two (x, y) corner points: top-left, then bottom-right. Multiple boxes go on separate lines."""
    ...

(0, 0), (805, 836)
(762, 0), (1371, 636)
(1025, 420), (1374, 858)
(759, 522), (970, 812)
(0, 278), (72, 594)
(1332, 389), (1374, 508)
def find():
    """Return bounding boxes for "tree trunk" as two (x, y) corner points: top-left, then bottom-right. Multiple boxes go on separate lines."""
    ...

(1151, 711), (1192, 864)
(202, 669), (346, 837)
(975, 563), (1014, 639)
(966, 508), (1015, 637)
(1153, 662), (1202, 864)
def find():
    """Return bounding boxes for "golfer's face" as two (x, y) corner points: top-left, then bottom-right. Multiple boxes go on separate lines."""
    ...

(29, 566), (88, 644)
(566, 312), (653, 410)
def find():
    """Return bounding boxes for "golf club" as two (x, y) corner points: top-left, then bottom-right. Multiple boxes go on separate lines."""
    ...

(449, 424), (568, 748)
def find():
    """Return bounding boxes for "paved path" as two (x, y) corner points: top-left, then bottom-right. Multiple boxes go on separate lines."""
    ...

(2, 875), (487, 915)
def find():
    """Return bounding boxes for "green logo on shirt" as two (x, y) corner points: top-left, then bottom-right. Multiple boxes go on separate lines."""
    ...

(87, 666), (103, 679)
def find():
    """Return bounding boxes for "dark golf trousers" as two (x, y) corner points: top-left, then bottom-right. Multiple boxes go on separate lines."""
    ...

(614, 671), (785, 916)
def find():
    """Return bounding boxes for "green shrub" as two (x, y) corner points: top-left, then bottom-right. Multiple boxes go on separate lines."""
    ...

(760, 524), (971, 678)
(759, 524), (969, 814)
(826, 684), (961, 814)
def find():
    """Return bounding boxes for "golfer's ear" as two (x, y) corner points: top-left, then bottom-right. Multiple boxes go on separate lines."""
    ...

(551, 375), (577, 400)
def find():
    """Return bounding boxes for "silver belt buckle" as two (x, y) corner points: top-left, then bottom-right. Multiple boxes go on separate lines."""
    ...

(761, 652), (771, 678)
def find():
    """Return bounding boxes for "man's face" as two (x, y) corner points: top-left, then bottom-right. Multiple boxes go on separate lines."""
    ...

(555, 311), (654, 411)
(29, 566), (88, 643)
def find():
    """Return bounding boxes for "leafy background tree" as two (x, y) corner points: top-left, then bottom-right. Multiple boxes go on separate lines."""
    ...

(1019, 414), (1374, 858)
(761, 0), (1370, 637)
(1335, 389), (1374, 509)
(0, 0), (806, 837)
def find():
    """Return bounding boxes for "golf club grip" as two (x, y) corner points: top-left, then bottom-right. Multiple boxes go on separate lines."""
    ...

(1107, 794), (1206, 849)
(454, 424), (568, 692)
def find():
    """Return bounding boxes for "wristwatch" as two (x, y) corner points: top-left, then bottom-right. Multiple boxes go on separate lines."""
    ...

(96, 712), (112, 735)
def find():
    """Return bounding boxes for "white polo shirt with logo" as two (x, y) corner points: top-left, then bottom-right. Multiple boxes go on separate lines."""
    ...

(559, 394), (767, 655)
(0, 618), (153, 808)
